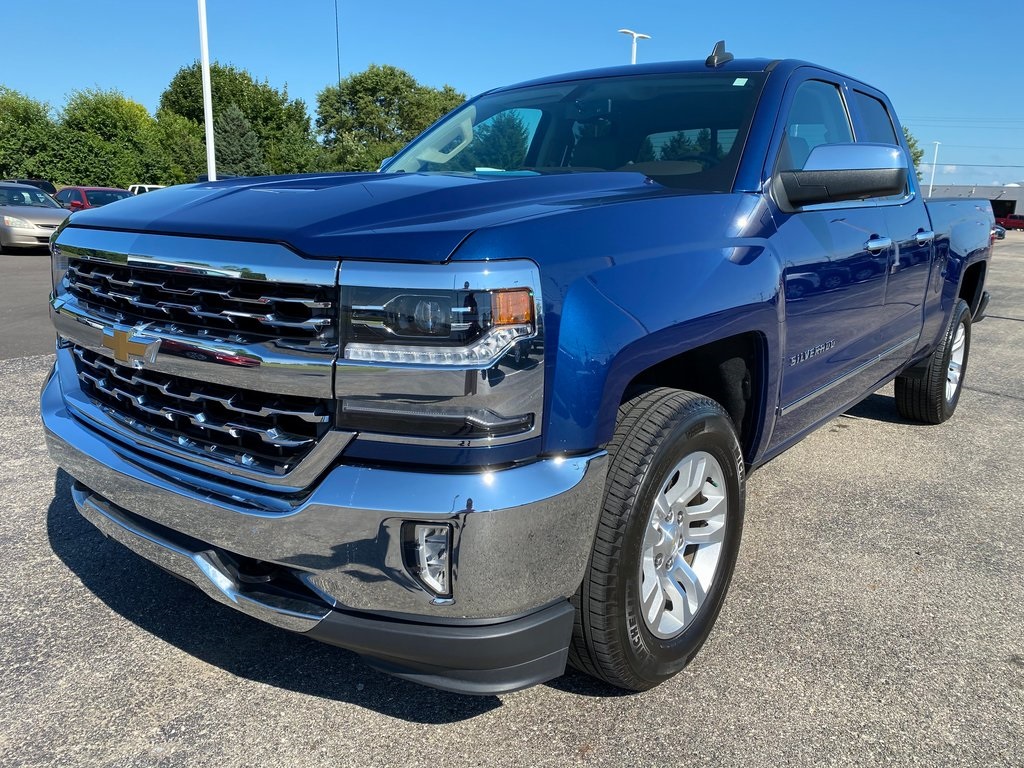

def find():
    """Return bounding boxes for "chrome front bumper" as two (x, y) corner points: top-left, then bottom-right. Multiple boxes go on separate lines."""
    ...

(42, 355), (607, 622)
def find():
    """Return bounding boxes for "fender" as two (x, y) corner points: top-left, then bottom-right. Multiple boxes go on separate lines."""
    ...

(915, 201), (994, 361)
(454, 191), (784, 456)
(564, 245), (783, 455)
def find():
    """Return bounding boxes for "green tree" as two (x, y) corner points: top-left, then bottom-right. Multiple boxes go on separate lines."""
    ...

(55, 89), (159, 187)
(266, 119), (329, 174)
(636, 136), (656, 163)
(470, 111), (529, 170)
(317, 64), (465, 171)
(659, 131), (696, 161)
(154, 109), (206, 184)
(214, 102), (270, 177)
(903, 126), (924, 181)
(0, 87), (59, 180)
(160, 62), (317, 174)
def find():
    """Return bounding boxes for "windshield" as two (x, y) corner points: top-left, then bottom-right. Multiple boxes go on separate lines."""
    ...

(0, 185), (60, 208)
(85, 190), (131, 206)
(385, 72), (766, 191)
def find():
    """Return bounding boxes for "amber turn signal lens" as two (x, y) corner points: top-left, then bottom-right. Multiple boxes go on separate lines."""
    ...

(493, 289), (533, 326)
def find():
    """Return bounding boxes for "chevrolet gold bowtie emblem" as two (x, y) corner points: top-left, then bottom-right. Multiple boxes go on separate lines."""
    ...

(101, 325), (161, 367)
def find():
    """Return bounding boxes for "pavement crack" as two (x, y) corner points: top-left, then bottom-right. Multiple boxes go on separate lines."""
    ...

(962, 385), (1024, 402)
(981, 314), (1024, 323)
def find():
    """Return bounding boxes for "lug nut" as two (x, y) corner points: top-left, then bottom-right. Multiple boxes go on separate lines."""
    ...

(654, 553), (664, 568)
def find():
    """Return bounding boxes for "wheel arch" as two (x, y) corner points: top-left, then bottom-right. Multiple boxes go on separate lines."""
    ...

(957, 260), (987, 316)
(601, 329), (773, 465)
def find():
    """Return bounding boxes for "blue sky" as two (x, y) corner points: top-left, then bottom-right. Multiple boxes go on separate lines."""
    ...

(6, 0), (1023, 185)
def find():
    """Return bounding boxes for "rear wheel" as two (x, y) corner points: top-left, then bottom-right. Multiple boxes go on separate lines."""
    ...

(569, 388), (744, 691)
(895, 298), (972, 424)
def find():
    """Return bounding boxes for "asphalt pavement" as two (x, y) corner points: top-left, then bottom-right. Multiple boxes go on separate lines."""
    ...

(1, 237), (1022, 767)
(0, 249), (56, 360)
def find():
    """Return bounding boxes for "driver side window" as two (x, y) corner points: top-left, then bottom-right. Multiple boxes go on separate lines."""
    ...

(777, 80), (853, 172)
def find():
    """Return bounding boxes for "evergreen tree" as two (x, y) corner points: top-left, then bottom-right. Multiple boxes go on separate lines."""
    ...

(659, 131), (696, 161)
(635, 136), (656, 162)
(214, 103), (270, 177)
(470, 111), (529, 170)
(161, 61), (316, 175)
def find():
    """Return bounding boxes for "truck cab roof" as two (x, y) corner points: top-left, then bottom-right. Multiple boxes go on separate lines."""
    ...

(489, 58), (870, 96)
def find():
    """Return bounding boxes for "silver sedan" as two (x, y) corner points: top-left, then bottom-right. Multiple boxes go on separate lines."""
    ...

(0, 183), (69, 252)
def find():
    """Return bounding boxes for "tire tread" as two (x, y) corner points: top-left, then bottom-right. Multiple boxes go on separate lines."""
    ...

(895, 299), (971, 424)
(568, 388), (739, 689)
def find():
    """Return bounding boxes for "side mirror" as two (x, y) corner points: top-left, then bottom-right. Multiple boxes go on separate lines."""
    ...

(778, 143), (908, 208)
(377, 156), (394, 172)
(66, 200), (83, 210)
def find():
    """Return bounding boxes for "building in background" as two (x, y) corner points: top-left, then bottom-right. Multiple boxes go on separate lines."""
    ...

(926, 184), (1024, 218)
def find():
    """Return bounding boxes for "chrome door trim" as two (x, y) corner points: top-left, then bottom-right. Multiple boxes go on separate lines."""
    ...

(779, 335), (918, 417)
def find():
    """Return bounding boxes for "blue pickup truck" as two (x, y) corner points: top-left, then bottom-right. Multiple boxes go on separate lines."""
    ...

(42, 48), (993, 695)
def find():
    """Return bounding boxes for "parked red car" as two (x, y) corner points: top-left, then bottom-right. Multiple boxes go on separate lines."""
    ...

(995, 213), (1024, 231)
(55, 186), (132, 212)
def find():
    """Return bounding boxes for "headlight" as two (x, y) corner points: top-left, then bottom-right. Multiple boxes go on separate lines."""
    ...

(2, 215), (33, 229)
(340, 263), (538, 368)
(336, 260), (544, 447)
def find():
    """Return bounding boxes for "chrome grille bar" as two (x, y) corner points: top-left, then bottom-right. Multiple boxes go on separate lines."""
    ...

(72, 346), (335, 476)
(78, 351), (330, 423)
(65, 259), (335, 339)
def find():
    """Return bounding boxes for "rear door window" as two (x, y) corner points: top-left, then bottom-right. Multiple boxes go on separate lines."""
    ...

(852, 91), (898, 145)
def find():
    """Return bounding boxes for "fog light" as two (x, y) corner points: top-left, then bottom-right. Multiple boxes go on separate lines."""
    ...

(405, 523), (452, 598)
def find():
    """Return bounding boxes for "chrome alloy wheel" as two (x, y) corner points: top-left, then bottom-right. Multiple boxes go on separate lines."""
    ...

(946, 321), (967, 402)
(639, 451), (727, 639)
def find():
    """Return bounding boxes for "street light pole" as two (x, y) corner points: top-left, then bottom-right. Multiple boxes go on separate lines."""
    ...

(927, 141), (940, 198)
(198, 0), (217, 181)
(618, 29), (651, 65)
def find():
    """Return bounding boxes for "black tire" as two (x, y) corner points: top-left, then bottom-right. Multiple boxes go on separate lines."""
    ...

(895, 298), (972, 424)
(568, 388), (745, 691)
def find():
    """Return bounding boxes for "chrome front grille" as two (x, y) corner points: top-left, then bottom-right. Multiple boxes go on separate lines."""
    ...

(66, 259), (335, 341)
(72, 346), (335, 475)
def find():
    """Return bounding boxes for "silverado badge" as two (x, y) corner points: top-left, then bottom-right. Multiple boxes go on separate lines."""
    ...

(101, 325), (161, 367)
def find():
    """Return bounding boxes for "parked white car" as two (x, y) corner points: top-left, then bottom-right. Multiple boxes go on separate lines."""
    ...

(128, 184), (165, 195)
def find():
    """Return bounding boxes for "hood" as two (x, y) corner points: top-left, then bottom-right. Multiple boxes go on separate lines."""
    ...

(1, 205), (70, 226)
(63, 171), (690, 263)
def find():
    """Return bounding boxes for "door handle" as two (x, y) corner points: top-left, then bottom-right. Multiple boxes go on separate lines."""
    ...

(915, 230), (935, 245)
(865, 237), (892, 253)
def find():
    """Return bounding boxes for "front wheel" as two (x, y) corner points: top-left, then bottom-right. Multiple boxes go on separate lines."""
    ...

(569, 388), (745, 691)
(895, 298), (972, 424)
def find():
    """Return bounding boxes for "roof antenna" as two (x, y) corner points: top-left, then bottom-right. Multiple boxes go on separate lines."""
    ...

(705, 40), (734, 68)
